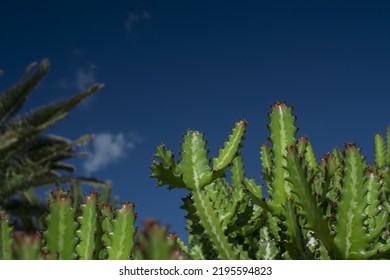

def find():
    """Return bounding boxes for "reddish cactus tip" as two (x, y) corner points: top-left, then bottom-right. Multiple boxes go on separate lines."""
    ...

(168, 232), (178, 240)
(121, 201), (135, 210)
(87, 191), (99, 200)
(298, 135), (308, 142)
(101, 203), (113, 212)
(344, 142), (357, 150)
(237, 119), (248, 126)
(143, 219), (159, 232)
(273, 101), (288, 109)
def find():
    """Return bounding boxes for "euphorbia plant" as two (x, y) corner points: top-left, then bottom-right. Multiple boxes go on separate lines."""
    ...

(151, 102), (390, 259)
(0, 187), (182, 260)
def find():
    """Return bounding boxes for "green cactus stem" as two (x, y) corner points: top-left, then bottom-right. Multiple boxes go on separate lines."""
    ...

(107, 202), (136, 260)
(43, 188), (78, 260)
(13, 231), (41, 260)
(267, 102), (297, 214)
(0, 215), (12, 260)
(333, 144), (369, 259)
(76, 191), (99, 259)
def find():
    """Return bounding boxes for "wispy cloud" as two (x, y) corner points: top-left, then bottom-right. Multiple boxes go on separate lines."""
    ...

(125, 10), (151, 33)
(57, 63), (97, 92)
(84, 132), (143, 174)
(76, 64), (97, 91)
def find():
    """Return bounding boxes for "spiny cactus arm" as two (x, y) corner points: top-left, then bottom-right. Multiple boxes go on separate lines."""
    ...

(363, 171), (388, 243)
(386, 124), (390, 165)
(43, 188), (77, 259)
(107, 202), (136, 260)
(178, 131), (240, 259)
(231, 155), (245, 191)
(367, 224), (390, 259)
(260, 143), (272, 172)
(243, 178), (262, 201)
(0, 59), (49, 125)
(207, 179), (232, 227)
(332, 147), (343, 165)
(135, 220), (178, 260)
(76, 192), (98, 259)
(212, 120), (247, 172)
(284, 146), (339, 258)
(220, 156), (246, 223)
(281, 201), (307, 259)
(189, 244), (206, 260)
(334, 144), (369, 259)
(13, 232), (42, 260)
(267, 102), (297, 213)
(0, 215), (13, 260)
(191, 189), (239, 259)
(175, 235), (189, 256)
(297, 136), (308, 156)
(260, 143), (273, 192)
(305, 141), (318, 170)
(257, 226), (279, 260)
(375, 133), (386, 169)
(97, 204), (114, 259)
(178, 131), (213, 190)
(151, 144), (185, 189)
(181, 195), (216, 259)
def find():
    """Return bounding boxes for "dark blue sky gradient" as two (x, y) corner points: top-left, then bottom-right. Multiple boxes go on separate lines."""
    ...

(1, 0), (389, 239)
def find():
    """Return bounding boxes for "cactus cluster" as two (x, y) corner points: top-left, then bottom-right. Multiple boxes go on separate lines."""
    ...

(0, 187), (181, 260)
(151, 102), (390, 259)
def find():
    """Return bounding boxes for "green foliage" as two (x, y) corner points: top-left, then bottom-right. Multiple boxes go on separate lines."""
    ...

(0, 60), (107, 232)
(152, 102), (390, 259)
(0, 187), (182, 260)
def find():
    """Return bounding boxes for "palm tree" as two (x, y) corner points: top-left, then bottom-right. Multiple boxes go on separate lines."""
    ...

(0, 59), (107, 231)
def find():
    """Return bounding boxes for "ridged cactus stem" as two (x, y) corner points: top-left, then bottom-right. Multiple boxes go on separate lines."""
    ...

(285, 146), (340, 258)
(76, 192), (99, 259)
(0, 215), (12, 260)
(268, 102), (297, 213)
(107, 202), (136, 260)
(192, 189), (238, 259)
(213, 120), (247, 172)
(387, 125), (390, 165)
(334, 144), (368, 259)
(375, 134), (386, 169)
(43, 188), (77, 260)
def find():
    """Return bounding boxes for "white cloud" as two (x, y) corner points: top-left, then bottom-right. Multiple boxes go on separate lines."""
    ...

(75, 65), (96, 91)
(125, 10), (151, 33)
(57, 63), (97, 92)
(84, 132), (143, 174)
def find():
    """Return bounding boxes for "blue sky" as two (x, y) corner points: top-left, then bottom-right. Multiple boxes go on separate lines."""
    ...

(0, 0), (389, 240)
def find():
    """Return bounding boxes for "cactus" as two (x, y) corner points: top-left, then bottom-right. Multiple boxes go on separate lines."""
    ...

(134, 219), (184, 260)
(0, 187), (180, 260)
(152, 102), (390, 259)
(0, 214), (13, 259)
